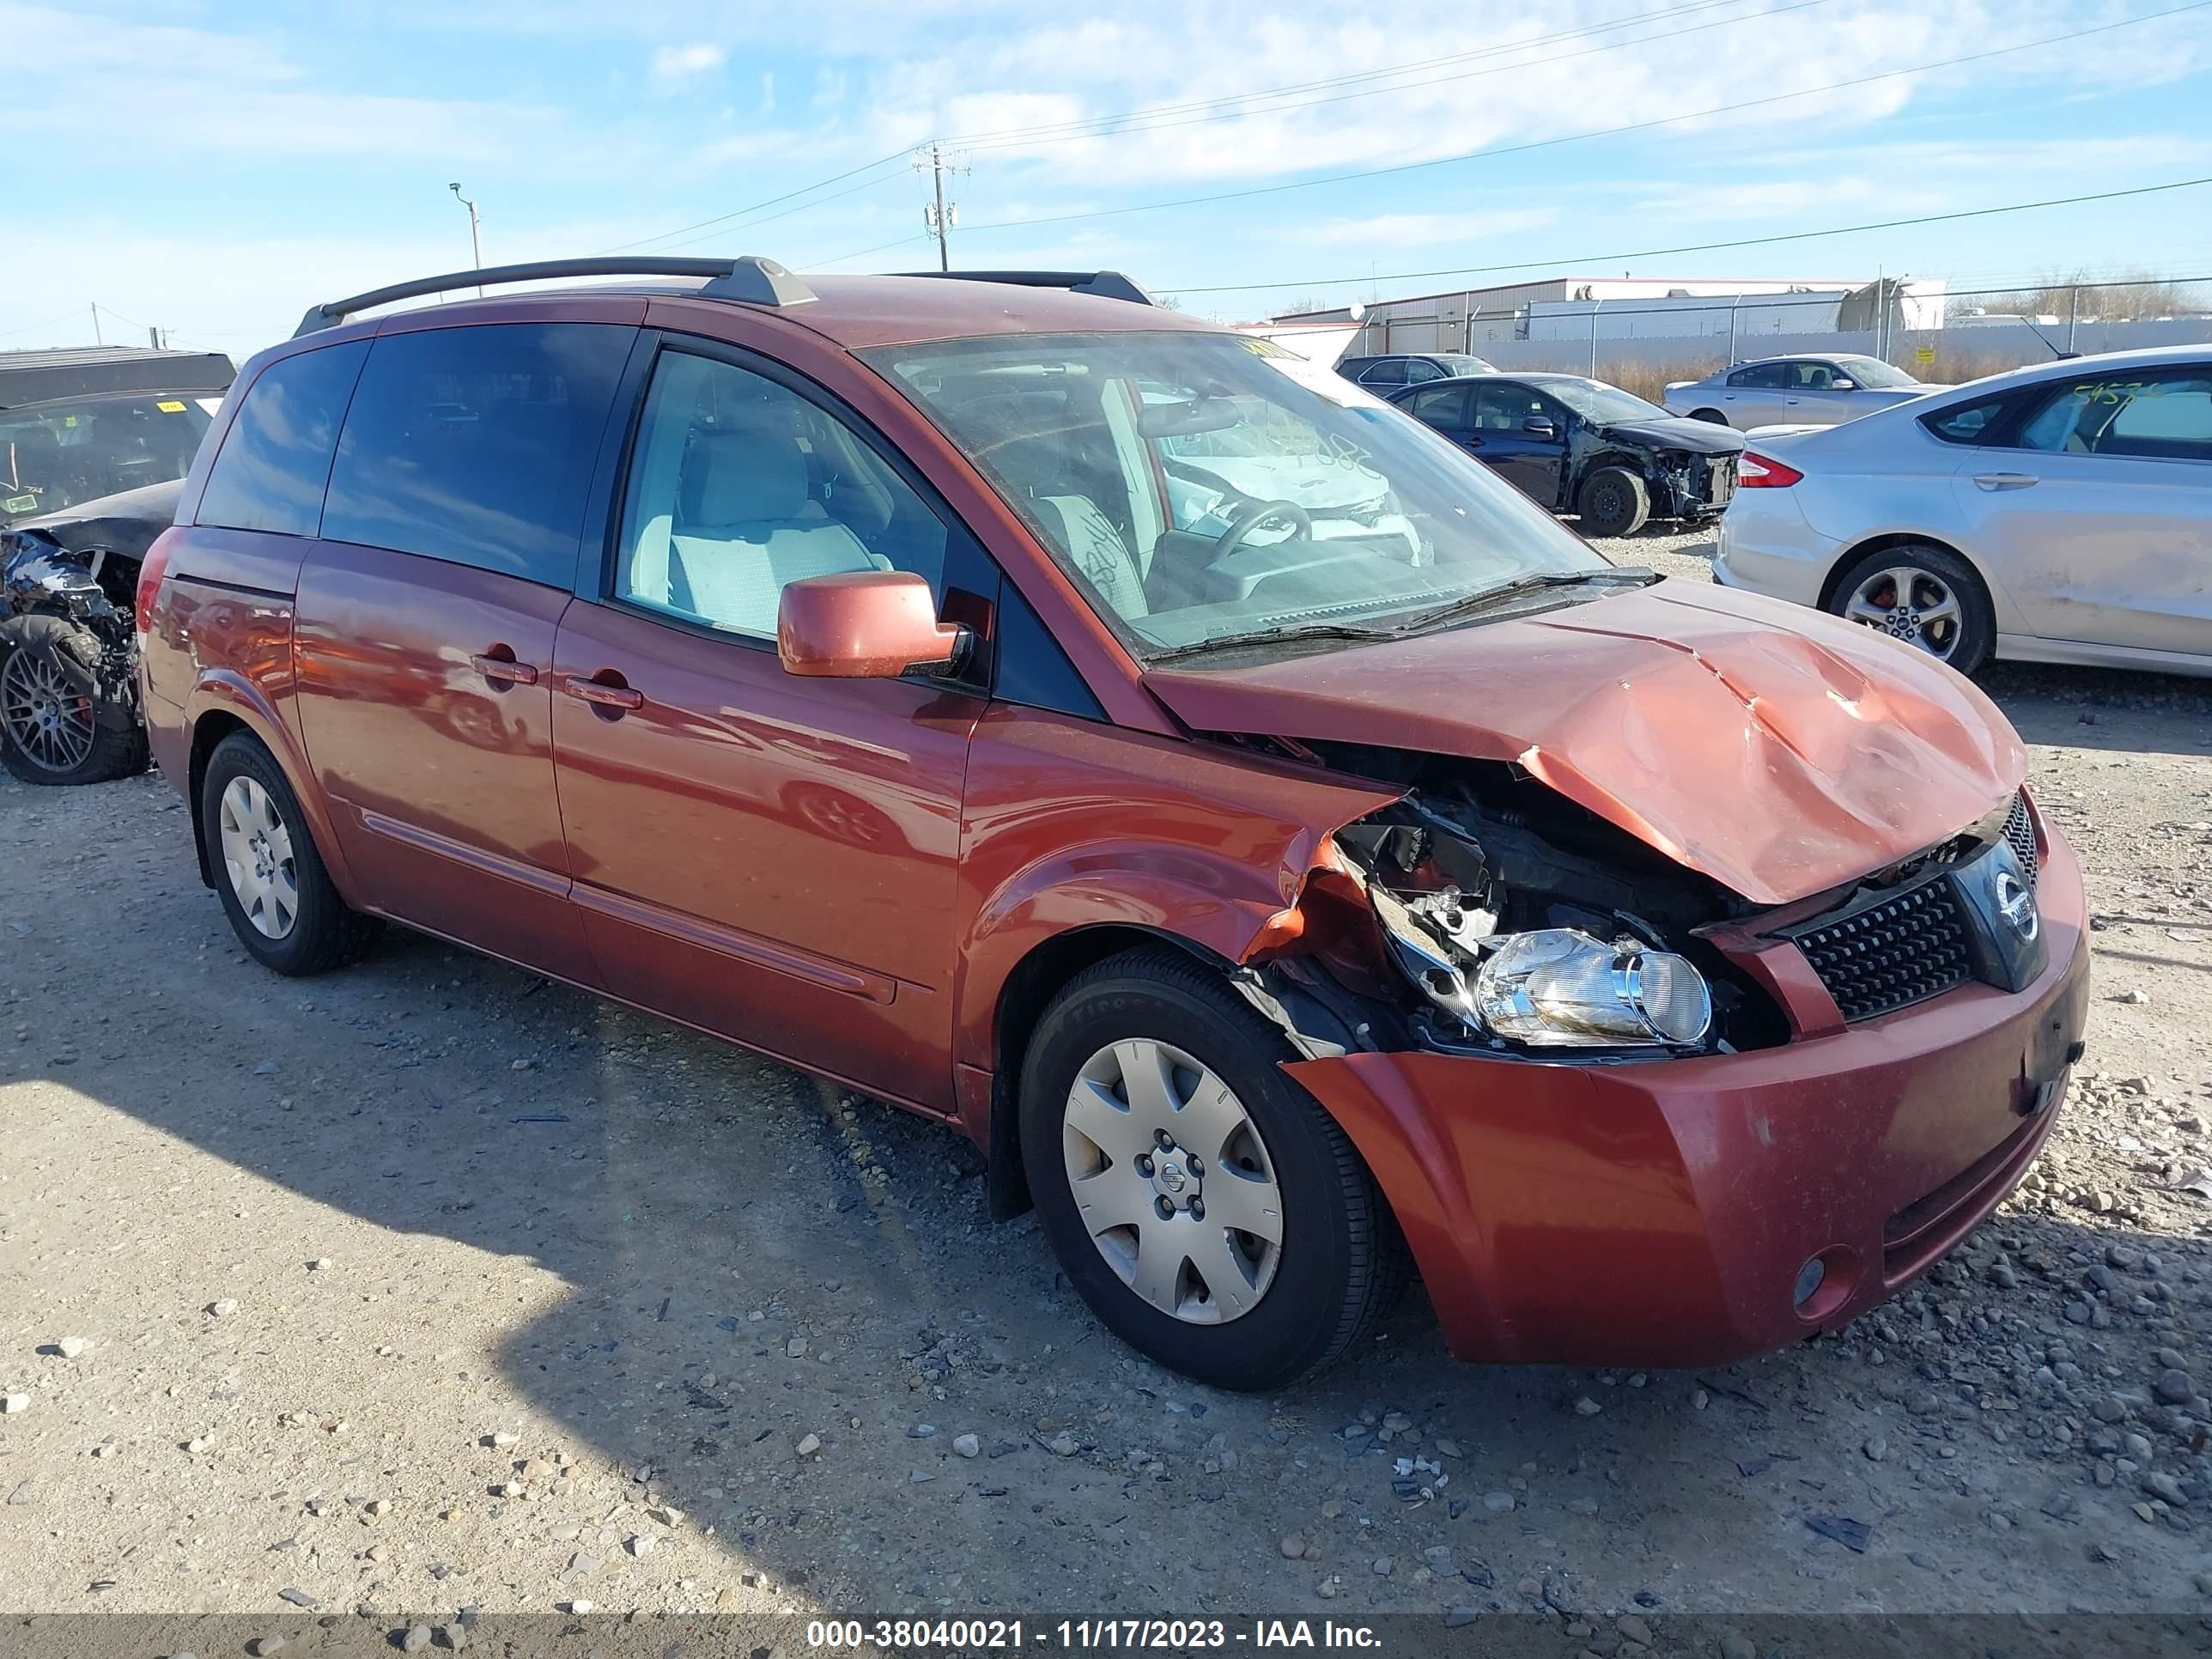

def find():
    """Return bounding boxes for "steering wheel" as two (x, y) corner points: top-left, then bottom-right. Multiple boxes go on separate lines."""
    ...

(1212, 498), (1312, 561)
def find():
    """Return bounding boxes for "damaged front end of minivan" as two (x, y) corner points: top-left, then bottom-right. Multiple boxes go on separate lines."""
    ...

(1237, 747), (1789, 1064)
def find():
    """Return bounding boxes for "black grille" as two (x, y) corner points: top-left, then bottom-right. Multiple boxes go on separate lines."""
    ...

(2002, 792), (2039, 891)
(1791, 878), (1973, 1022)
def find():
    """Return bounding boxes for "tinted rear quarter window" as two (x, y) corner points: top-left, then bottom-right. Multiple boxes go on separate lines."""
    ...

(322, 323), (632, 586)
(1920, 397), (2013, 446)
(196, 343), (370, 538)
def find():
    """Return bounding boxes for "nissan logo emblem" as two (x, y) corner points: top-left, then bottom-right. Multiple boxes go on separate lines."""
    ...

(1995, 871), (2038, 941)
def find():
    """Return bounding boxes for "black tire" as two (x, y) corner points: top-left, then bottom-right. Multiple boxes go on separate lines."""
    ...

(198, 731), (377, 975)
(1577, 465), (1650, 538)
(1688, 407), (1729, 425)
(0, 613), (147, 786)
(1019, 947), (1407, 1391)
(1824, 543), (1996, 676)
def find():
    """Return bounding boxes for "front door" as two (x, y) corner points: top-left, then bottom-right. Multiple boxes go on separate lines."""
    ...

(1468, 381), (1567, 507)
(550, 343), (988, 1111)
(1951, 364), (2212, 659)
(292, 316), (637, 975)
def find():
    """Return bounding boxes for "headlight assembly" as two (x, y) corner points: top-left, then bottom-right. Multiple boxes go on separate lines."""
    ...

(1472, 928), (1712, 1048)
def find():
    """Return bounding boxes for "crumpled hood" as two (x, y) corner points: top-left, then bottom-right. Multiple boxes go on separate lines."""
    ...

(1143, 580), (2027, 907)
(1594, 417), (1746, 456)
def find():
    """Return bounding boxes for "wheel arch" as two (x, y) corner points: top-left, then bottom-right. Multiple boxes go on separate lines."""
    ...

(182, 686), (359, 903)
(1818, 530), (1985, 611)
(979, 922), (1239, 1221)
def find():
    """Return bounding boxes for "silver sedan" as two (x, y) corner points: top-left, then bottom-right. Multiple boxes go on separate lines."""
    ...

(1711, 344), (2212, 678)
(1663, 355), (1938, 428)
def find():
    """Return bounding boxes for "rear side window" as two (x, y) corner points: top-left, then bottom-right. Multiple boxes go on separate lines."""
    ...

(1727, 363), (1786, 388)
(322, 324), (632, 586)
(197, 343), (369, 538)
(1920, 397), (2011, 446)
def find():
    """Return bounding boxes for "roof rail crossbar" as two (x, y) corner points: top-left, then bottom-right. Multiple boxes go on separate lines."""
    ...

(894, 270), (1153, 307)
(292, 256), (815, 337)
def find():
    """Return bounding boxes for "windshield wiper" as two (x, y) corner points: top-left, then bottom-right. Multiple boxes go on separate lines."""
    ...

(1143, 621), (1399, 665)
(1390, 567), (1657, 634)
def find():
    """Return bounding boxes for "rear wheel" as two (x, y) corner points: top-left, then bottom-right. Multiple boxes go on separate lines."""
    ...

(1019, 948), (1406, 1390)
(1688, 407), (1728, 425)
(198, 731), (376, 975)
(1577, 466), (1650, 538)
(0, 614), (146, 786)
(1825, 544), (1994, 674)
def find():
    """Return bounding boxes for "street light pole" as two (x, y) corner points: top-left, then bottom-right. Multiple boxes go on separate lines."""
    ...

(449, 183), (483, 295)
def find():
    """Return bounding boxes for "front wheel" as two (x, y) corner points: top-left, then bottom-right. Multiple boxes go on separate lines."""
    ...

(1019, 949), (1406, 1390)
(1577, 466), (1650, 538)
(0, 614), (147, 786)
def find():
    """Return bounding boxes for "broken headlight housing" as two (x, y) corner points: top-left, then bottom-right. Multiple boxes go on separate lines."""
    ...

(1472, 928), (1711, 1048)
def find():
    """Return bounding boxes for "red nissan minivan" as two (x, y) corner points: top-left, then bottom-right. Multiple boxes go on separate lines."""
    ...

(139, 258), (2087, 1389)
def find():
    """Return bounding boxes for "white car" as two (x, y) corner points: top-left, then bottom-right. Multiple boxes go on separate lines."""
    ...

(1663, 355), (1939, 429)
(1712, 344), (2212, 678)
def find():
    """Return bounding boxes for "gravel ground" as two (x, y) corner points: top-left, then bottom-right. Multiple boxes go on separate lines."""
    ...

(3, 547), (2209, 1632)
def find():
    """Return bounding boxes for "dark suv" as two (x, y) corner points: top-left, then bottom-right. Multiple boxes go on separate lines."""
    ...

(136, 257), (2082, 1390)
(1336, 352), (1494, 388)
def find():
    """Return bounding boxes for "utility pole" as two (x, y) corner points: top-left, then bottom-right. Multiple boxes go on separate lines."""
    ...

(919, 143), (960, 271)
(90, 302), (103, 346)
(449, 183), (484, 295)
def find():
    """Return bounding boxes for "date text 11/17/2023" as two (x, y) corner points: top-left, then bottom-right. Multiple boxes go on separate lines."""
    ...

(805, 1618), (1386, 1650)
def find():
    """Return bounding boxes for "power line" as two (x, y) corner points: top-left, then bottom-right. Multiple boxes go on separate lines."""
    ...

(950, 0), (1784, 150)
(1172, 176), (2212, 295)
(633, 169), (911, 256)
(799, 232), (933, 270)
(954, 1), (2212, 235)
(597, 147), (915, 255)
(0, 306), (99, 342)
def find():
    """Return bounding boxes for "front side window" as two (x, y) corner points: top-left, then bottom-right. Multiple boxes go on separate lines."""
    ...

(197, 343), (368, 538)
(1403, 360), (1447, 384)
(612, 351), (947, 639)
(2017, 370), (2212, 461)
(1785, 362), (1836, 390)
(867, 331), (1607, 661)
(322, 324), (631, 586)
(1471, 383), (1548, 432)
(0, 393), (216, 525)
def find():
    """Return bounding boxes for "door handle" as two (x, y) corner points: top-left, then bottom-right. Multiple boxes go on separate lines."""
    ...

(1973, 472), (2039, 491)
(470, 652), (539, 685)
(560, 672), (644, 712)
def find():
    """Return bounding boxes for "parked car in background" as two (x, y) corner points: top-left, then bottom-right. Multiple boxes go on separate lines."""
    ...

(1389, 372), (1744, 536)
(1, 477), (182, 783)
(1337, 352), (1494, 389)
(1663, 355), (1938, 429)
(1715, 345), (2212, 677)
(1, 346), (231, 528)
(142, 256), (2082, 1392)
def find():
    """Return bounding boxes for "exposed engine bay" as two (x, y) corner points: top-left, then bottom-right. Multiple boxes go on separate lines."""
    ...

(1248, 744), (1794, 1059)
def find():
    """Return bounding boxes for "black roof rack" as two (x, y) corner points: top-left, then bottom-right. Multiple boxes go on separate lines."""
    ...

(894, 270), (1152, 307)
(292, 256), (816, 337)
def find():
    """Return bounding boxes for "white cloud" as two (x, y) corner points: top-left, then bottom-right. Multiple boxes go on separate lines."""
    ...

(651, 41), (726, 82)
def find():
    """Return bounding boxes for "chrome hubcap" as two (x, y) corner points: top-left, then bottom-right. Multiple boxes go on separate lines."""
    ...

(1843, 564), (1964, 661)
(218, 776), (299, 939)
(1, 649), (94, 774)
(1062, 1039), (1283, 1325)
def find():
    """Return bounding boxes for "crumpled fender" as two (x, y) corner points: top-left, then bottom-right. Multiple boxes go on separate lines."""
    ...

(951, 703), (1401, 1081)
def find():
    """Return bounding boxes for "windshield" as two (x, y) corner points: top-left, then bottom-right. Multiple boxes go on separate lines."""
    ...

(0, 393), (213, 525)
(1538, 378), (1669, 425)
(866, 331), (1607, 660)
(1832, 356), (1919, 389)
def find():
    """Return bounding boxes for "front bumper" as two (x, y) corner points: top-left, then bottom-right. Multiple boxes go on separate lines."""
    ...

(1287, 824), (2089, 1367)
